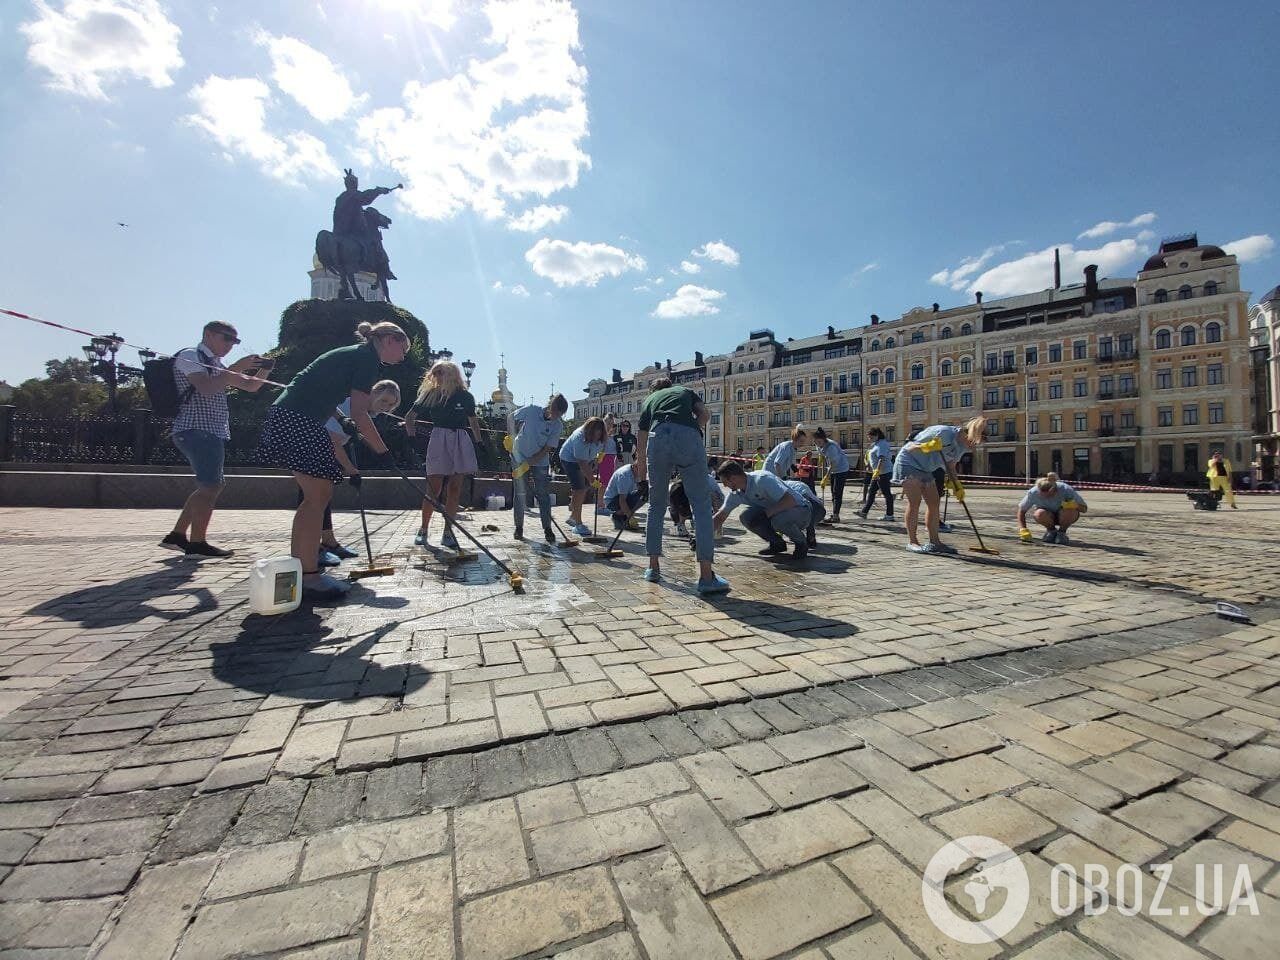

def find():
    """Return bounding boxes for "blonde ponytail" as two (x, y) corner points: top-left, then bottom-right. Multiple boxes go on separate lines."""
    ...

(962, 416), (987, 445)
(355, 321), (408, 344)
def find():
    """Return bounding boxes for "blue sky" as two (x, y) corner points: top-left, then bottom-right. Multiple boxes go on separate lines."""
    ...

(2, 0), (1277, 404)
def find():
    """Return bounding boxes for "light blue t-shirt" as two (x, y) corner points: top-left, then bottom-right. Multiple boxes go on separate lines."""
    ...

(512, 404), (563, 464)
(559, 425), (604, 465)
(819, 439), (849, 473)
(1019, 481), (1086, 514)
(894, 424), (963, 475)
(723, 470), (793, 512)
(764, 440), (799, 477)
(785, 479), (822, 507)
(707, 472), (725, 509)
(604, 464), (638, 502)
(867, 438), (892, 473)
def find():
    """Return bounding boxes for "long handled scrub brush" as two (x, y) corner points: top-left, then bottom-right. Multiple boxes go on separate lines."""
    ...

(348, 483), (396, 580)
(945, 467), (1000, 556)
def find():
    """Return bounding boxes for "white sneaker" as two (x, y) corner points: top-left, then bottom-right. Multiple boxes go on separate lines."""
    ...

(572, 521), (591, 536)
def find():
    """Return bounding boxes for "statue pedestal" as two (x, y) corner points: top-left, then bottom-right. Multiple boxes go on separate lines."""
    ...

(308, 265), (386, 302)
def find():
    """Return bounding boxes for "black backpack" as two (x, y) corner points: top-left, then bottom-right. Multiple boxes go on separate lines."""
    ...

(143, 351), (194, 417)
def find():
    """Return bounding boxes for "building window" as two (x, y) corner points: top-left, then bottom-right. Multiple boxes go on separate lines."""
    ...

(1003, 387), (1016, 407)
(810, 406), (818, 420)
(1156, 369), (1172, 389)
(1182, 405), (1199, 426)
(1049, 344), (1063, 362)
(1181, 366), (1197, 388)
(911, 395), (924, 412)
(1120, 411), (1135, 428)
(1073, 341), (1087, 360)
(1180, 325), (1197, 346)
(1204, 281), (1218, 296)
(886, 427), (896, 441)
(871, 340), (880, 351)
(1099, 376), (1114, 396)
(960, 357), (972, 374)
(824, 405), (833, 419)
(1074, 414), (1087, 431)
(884, 368), (896, 384)
(1156, 329), (1171, 349)
(1178, 285), (1193, 300)
(710, 413), (721, 425)
(961, 323), (973, 336)
(1048, 381), (1063, 399)
(1119, 374), (1135, 393)
(710, 388), (719, 402)
(736, 389), (744, 402)
(851, 372), (861, 388)
(941, 392), (954, 409)
(869, 370), (880, 386)
(960, 390), (973, 407)
(911, 363), (924, 380)
(884, 398), (896, 413)
(985, 388), (999, 406)
(1154, 289), (1168, 303)
(796, 380), (804, 396)
(1158, 407), (1173, 427)
(711, 368), (721, 377)
(941, 360), (952, 376)
(737, 414), (745, 428)
(941, 327), (952, 339)
(1207, 364), (1223, 385)
(824, 376), (833, 391)
(748, 361), (755, 372)
(1209, 403), (1224, 424)
(1027, 382), (1038, 401)
(810, 378), (819, 393)
(757, 387), (766, 400)
(1025, 346), (1038, 365)
(911, 331), (924, 344)
(838, 374), (847, 391)
(1029, 419), (1039, 435)
(870, 400), (880, 415)
(1183, 444), (1199, 473)
(1101, 413), (1114, 431)
(1099, 336), (1113, 358)
(886, 337), (896, 348)
(985, 352), (997, 371)
(1050, 415), (1062, 433)
(1205, 322), (1222, 343)
(986, 420), (999, 437)
(1073, 379), (1088, 398)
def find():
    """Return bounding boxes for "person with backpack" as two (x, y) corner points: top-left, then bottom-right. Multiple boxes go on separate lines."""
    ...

(159, 320), (270, 557)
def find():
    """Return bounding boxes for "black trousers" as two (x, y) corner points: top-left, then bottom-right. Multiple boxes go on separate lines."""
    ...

(862, 473), (894, 516)
(828, 470), (849, 515)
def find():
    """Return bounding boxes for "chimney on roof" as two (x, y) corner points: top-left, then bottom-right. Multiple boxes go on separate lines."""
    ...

(1083, 264), (1099, 299)
(975, 291), (983, 304)
(695, 351), (704, 366)
(611, 368), (621, 383)
(826, 325), (836, 339)
(653, 360), (660, 370)
(666, 358), (672, 371)
(932, 303), (939, 312)
(1053, 248), (1062, 290)
(870, 314), (879, 325)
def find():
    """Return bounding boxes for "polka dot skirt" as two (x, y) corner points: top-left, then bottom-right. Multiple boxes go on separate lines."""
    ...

(258, 405), (346, 482)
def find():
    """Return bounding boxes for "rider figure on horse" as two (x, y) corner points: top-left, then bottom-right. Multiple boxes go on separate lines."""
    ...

(333, 169), (394, 269)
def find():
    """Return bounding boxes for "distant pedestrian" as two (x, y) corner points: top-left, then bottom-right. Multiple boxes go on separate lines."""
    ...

(258, 321), (409, 599)
(812, 428), (851, 522)
(859, 427), (895, 521)
(752, 446), (766, 470)
(615, 420), (638, 464)
(406, 360), (480, 550)
(161, 320), (271, 558)
(1206, 451), (1237, 509)
(511, 394), (568, 543)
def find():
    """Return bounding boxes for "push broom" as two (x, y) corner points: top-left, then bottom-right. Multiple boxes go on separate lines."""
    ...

(944, 464), (999, 556)
(597, 480), (647, 558)
(347, 481), (396, 580)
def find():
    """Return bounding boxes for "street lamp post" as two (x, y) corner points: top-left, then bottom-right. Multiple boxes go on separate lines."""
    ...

(82, 332), (144, 412)
(462, 359), (476, 387)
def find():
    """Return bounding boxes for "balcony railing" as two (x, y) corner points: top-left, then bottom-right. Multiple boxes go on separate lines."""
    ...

(1097, 350), (1139, 364)
(982, 363), (1018, 376)
(1099, 426), (1143, 438)
(982, 400), (1020, 410)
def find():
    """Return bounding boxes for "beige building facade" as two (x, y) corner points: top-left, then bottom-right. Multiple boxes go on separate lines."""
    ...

(1249, 285), (1280, 482)
(577, 235), (1253, 483)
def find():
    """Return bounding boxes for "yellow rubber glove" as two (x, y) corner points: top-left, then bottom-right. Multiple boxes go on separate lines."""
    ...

(1019, 527), (1032, 542)
(513, 462), (530, 479)
(918, 437), (943, 454)
(591, 478), (602, 489)
(945, 476), (965, 502)
(1062, 499), (1078, 510)
(870, 468), (881, 481)
(502, 435), (513, 452)
(820, 473), (831, 488)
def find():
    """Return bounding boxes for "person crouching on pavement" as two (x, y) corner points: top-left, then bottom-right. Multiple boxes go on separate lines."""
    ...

(604, 460), (644, 531)
(891, 417), (985, 556)
(669, 458), (726, 539)
(1017, 472), (1087, 544)
(713, 460), (824, 562)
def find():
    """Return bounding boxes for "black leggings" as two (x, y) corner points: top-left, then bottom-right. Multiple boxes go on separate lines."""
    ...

(297, 485), (333, 532)
(829, 470), (849, 514)
(862, 473), (894, 515)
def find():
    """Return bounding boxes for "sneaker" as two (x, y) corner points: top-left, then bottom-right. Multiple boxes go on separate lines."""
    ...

(696, 574), (732, 595)
(160, 531), (189, 553)
(318, 549), (342, 567)
(185, 541), (233, 558)
(302, 572), (351, 600)
(806, 531), (818, 548)
(857, 510), (869, 520)
(907, 542), (939, 554)
(414, 529), (426, 546)
(572, 521), (591, 536)
(880, 514), (895, 522)
(643, 568), (662, 583)
(757, 543), (787, 556)
(828, 514), (841, 523)
(791, 543), (809, 562)
(938, 522), (956, 534)
(544, 526), (557, 544)
(1055, 530), (1071, 546)
(514, 525), (524, 541)
(330, 544), (359, 560)
(1043, 529), (1059, 544)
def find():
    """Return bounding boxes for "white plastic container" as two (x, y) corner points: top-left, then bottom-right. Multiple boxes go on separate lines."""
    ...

(249, 556), (303, 615)
(486, 494), (506, 510)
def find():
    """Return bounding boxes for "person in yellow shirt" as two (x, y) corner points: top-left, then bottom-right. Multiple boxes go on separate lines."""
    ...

(1206, 451), (1237, 509)
(751, 446), (766, 471)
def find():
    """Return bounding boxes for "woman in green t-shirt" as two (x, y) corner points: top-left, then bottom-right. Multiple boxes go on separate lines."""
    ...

(405, 360), (480, 550)
(258, 320), (409, 600)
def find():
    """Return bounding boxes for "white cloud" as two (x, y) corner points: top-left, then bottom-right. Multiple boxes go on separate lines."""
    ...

(186, 76), (337, 184)
(692, 240), (740, 267)
(524, 238), (646, 287)
(1224, 234), (1275, 264)
(1077, 211), (1157, 240)
(21, 0), (183, 99)
(1136, 229), (1157, 243)
(653, 284), (725, 319)
(680, 260), (701, 274)
(930, 245), (1008, 290)
(493, 280), (530, 296)
(255, 32), (366, 123)
(357, 0), (590, 222)
(506, 204), (569, 232)
(375, 0), (459, 30)
(858, 262), (879, 274)
(943, 238), (1147, 298)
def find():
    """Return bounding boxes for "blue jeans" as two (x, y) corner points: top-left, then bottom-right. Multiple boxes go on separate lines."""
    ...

(513, 462), (552, 529)
(645, 423), (713, 563)
(743, 501), (821, 547)
(606, 491), (641, 518)
(173, 429), (226, 487)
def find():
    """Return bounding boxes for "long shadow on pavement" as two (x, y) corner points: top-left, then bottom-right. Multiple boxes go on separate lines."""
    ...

(705, 596), (859, 638)
(26, 559), (217, 628)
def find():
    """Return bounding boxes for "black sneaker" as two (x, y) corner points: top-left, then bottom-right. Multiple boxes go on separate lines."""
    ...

(806, 531), (818, 548)
(186, 541), (234, 558)
(514, 525), (525, 541)
(757, 543), (787, 556)
(791, 543), (809, 562)
(160, 531), (188, 553)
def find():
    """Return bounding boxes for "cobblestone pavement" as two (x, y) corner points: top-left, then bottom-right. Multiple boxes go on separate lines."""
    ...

(1, 491), (1278, 958)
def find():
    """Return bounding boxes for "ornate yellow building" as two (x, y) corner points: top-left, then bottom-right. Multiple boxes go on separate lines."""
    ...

(576, 235), (1253, 483)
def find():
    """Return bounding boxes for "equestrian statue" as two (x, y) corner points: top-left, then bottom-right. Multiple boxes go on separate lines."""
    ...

(315, 168), (402, 302)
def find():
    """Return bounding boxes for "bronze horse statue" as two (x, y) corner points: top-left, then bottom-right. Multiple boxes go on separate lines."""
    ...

(315, 205), (398, 302)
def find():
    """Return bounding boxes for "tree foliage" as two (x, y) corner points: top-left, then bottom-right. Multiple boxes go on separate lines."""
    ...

(10, 357), (146, 417)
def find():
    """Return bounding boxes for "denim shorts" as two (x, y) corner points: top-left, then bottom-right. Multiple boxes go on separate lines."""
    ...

(173, 428), (226, 486)
(563, 460), (588, 491)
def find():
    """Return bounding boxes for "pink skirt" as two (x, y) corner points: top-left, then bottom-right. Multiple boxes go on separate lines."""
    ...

(425, 427), (478, 476)
(598, 454), (618, 491)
